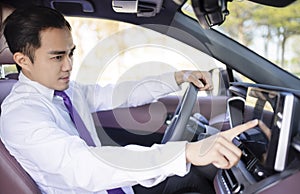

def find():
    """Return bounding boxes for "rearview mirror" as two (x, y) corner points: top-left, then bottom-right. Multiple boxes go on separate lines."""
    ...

(191, 0), (230, 29)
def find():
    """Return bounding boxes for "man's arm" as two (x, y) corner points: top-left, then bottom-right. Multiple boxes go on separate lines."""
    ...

(80, 70), (213, 111)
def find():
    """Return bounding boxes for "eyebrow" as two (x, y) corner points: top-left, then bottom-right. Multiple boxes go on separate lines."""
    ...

(48, 45), (76, 55)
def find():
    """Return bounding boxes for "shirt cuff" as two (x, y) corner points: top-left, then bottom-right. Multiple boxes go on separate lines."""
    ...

(163, 141), (191, 177)
(159, 72), (181, 92)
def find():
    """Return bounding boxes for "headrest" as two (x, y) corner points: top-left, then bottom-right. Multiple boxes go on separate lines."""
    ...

(0, 40), (14, 64)
(0, 3), (15, 64)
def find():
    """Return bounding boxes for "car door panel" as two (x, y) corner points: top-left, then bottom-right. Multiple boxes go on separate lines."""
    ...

(93, 95), (229, 145)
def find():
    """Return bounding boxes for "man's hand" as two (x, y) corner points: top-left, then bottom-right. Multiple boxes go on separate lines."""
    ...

(185, 119), (258, 169)
(175, 70), (213, 91)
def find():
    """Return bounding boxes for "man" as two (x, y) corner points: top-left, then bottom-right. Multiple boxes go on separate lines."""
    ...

(0, 6), (258, 194)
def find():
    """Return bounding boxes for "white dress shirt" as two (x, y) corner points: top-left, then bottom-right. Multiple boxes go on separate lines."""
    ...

(0, 72), (191, 194)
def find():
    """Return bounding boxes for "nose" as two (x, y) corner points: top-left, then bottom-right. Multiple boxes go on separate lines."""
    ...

(62, 56), (72, 71)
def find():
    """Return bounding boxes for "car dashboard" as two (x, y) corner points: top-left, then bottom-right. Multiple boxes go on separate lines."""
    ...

(214, 83), (300, 194)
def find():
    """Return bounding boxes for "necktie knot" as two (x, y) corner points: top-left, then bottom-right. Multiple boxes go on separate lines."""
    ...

(54, 90), (68, 99)
(54, 90), (74, 118)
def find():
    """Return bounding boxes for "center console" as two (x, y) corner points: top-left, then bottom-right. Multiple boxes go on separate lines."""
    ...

(214, 85), (300, 194)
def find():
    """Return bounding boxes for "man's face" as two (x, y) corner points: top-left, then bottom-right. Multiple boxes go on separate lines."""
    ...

(24, 27), (75, 91)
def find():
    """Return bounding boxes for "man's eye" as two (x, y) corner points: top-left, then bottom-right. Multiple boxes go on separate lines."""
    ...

(52, 56), (63, 61)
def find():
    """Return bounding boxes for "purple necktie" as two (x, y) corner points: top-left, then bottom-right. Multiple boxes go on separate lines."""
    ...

(55, 91), (125, 194)
(54, 90), (96, 146)
(107, 188), (126, 194)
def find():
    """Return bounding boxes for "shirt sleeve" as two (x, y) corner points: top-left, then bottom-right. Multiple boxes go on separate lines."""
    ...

(0, 96), (190, 192)
(78, 72), (181, 112)
(90, 141), (191, 188)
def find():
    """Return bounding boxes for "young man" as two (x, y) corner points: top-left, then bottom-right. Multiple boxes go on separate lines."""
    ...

(0, 6), (257, 194)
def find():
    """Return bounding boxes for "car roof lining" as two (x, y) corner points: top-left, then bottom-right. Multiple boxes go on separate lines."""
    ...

(2, 0), (296, 26)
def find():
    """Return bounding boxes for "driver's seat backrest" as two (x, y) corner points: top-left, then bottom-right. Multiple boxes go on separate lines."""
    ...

(0, 139), (42, 194)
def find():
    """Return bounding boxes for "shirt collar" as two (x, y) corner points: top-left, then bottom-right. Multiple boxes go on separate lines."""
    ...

(18, 72), (55, 101)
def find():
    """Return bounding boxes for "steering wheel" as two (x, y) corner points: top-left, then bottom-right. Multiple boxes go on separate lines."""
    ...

(161, 83), (198, 143)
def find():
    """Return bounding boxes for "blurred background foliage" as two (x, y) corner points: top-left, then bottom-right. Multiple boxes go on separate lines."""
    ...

(218, 0), (300, 77)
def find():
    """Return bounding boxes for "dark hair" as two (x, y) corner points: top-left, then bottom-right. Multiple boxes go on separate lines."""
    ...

(3, 6), (71, 63)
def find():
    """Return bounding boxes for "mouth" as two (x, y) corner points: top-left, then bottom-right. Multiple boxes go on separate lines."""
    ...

(59, 76), (70, 82)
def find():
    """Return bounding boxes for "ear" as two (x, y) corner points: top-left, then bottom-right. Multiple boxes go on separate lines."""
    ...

(13, 52), (32, 71)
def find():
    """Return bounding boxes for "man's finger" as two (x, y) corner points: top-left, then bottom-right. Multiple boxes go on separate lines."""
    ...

(222, 119), (258, 140)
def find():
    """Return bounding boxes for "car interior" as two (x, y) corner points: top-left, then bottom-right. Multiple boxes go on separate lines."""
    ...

(1, 0), (300, 194)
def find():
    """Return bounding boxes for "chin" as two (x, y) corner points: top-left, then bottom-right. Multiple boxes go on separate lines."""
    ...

(56, 84), (69, 91)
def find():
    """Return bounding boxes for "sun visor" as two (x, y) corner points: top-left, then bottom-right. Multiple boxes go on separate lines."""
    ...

(112, 0), (163, 17)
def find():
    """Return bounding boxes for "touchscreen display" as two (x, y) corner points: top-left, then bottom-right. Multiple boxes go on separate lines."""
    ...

(241, 87), (280, 168)
(233, 86), (299, 173)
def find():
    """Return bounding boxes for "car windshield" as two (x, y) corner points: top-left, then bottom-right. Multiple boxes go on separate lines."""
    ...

(182, 0), (300, 78)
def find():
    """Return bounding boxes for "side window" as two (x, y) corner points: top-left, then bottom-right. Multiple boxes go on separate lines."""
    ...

(67, 17), (228, 96)
(0, 64), (18, 79)
(233, 70), (255, 83)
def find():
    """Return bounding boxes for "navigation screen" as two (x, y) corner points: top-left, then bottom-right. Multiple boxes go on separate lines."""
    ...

(241, 87), (280, 167)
